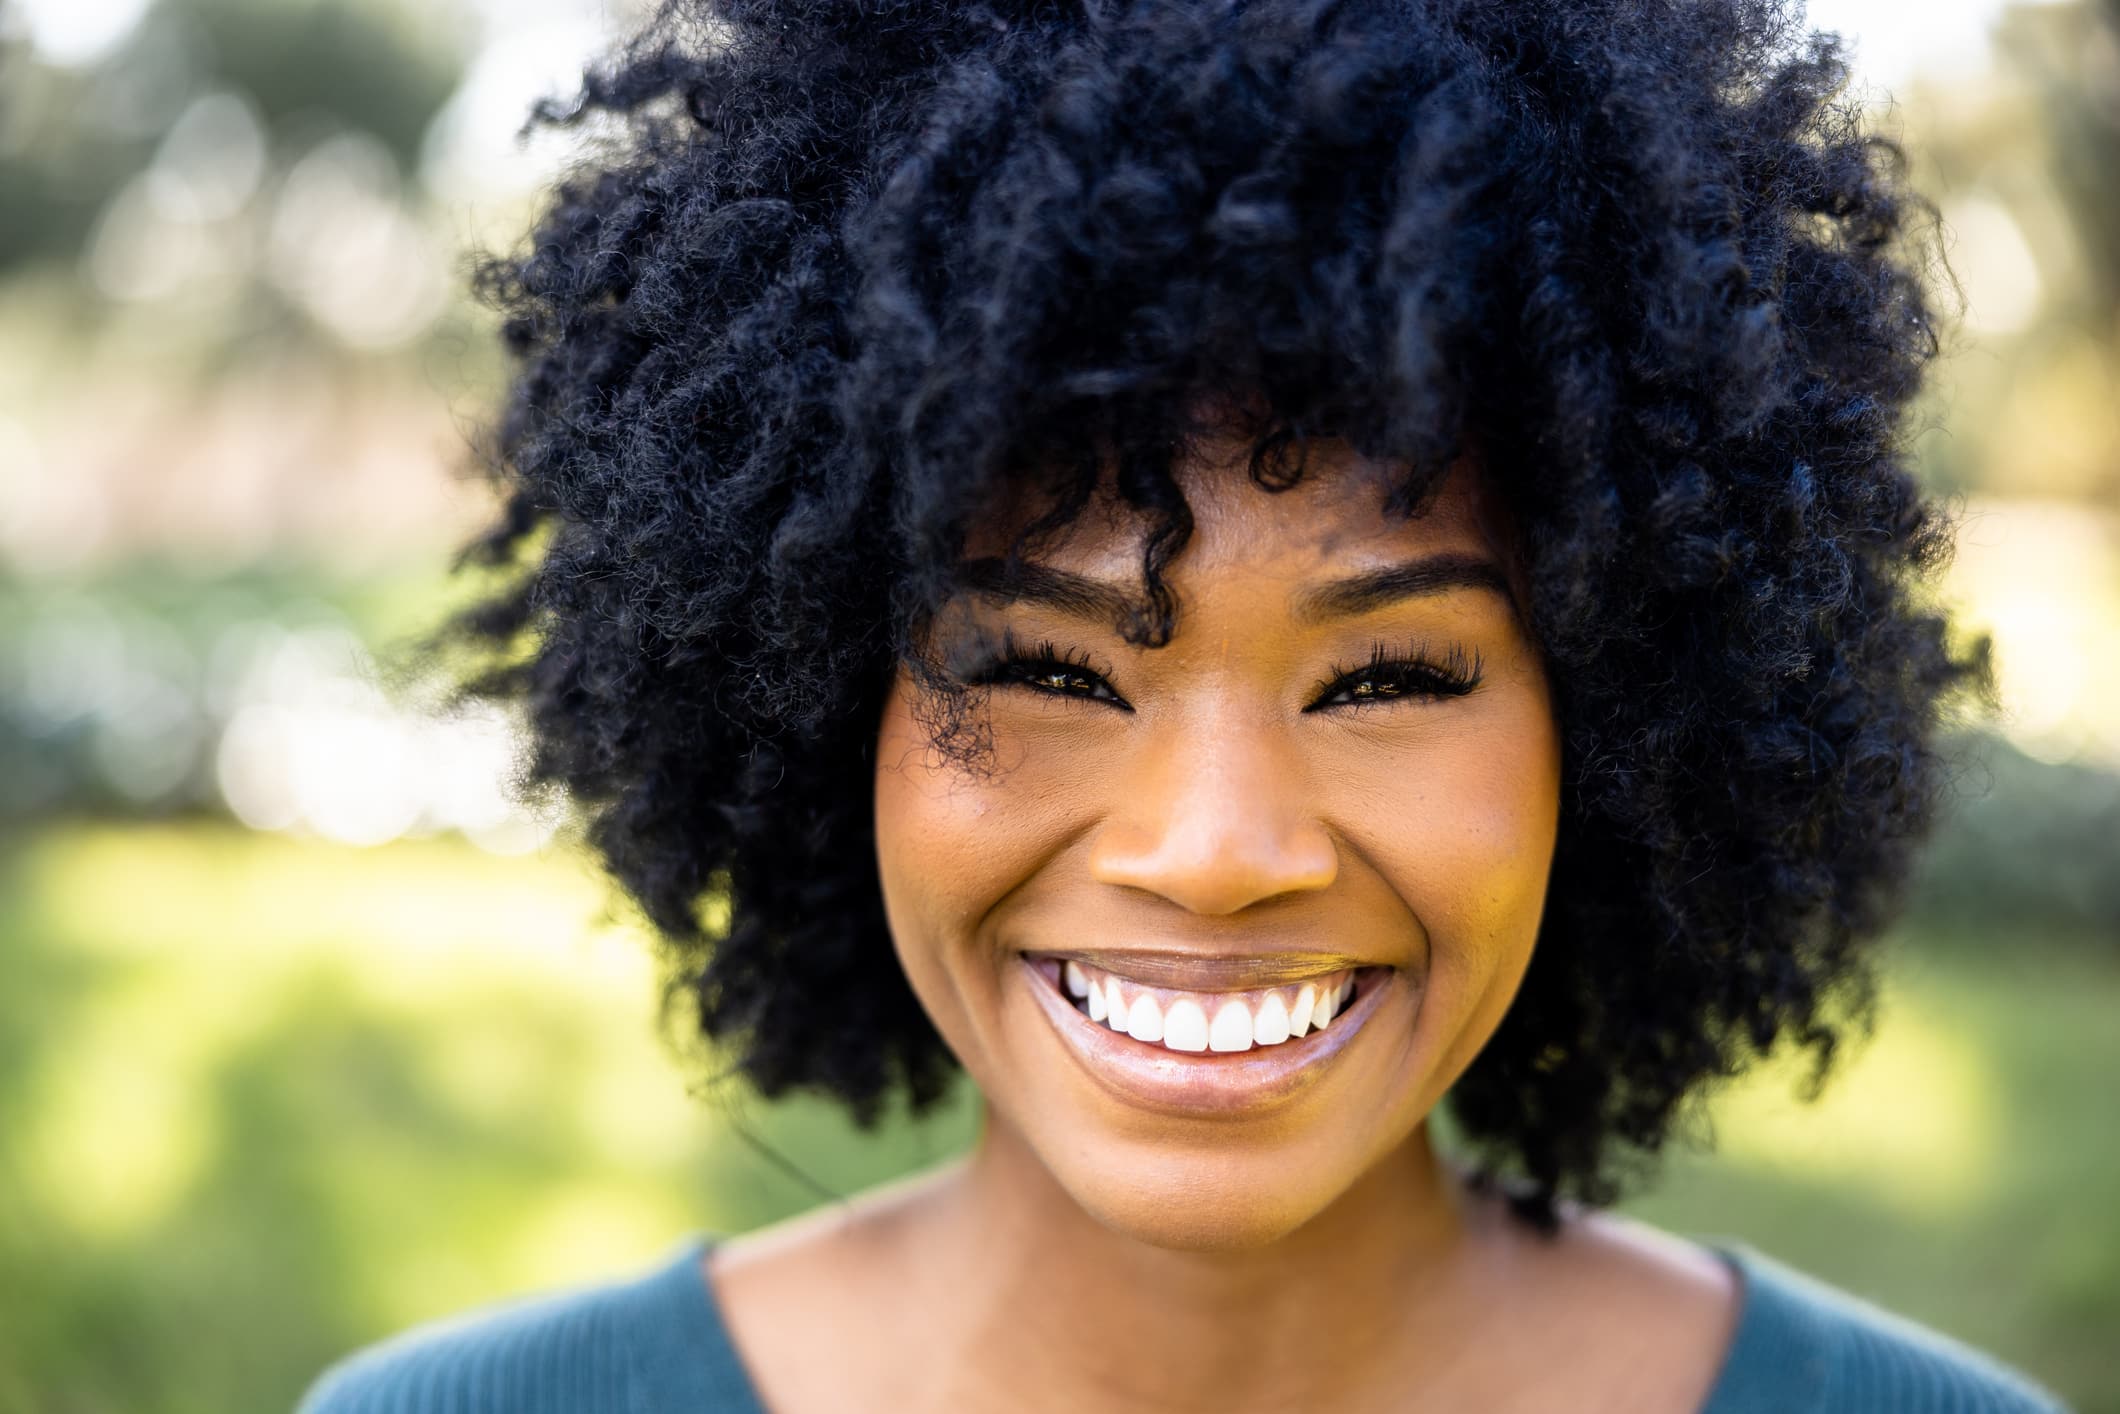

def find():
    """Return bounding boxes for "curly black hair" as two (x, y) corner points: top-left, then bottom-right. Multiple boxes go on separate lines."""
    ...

(450, 0), (1990, 1222)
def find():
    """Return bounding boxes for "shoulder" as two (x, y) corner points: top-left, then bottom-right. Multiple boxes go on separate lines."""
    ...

(1504, 1208), (1745, 1411)
(1703, 1244), (2071, 1414)
(295, 1235), (762, 1414)
(292, 1278), (634, 1414)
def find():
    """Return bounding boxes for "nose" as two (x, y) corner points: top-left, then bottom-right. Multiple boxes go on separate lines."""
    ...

(1087, 713), (1338, 915)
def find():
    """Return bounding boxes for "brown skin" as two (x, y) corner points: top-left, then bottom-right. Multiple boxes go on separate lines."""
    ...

(708, 436), (1739, 1412)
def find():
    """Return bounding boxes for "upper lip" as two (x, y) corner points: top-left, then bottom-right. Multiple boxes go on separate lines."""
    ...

(1022, 948), (1374, 991)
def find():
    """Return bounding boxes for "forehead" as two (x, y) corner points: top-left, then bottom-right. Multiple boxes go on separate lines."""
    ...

(964, 431), (1515, 587)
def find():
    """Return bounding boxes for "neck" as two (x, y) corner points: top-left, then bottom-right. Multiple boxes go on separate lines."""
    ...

(902, 1104), (1483, 1413)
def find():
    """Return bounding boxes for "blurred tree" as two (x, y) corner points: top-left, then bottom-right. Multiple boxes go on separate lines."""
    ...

(0, 0), (470, 275)
(1896, 0), (2120, 501)
(1996, 0), (2120, 329)
(188, 0), (469, 167)
(0, 59), (144, 272)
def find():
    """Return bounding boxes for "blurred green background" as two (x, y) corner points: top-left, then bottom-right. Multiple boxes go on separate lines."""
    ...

(1, 0), (2116, 1410)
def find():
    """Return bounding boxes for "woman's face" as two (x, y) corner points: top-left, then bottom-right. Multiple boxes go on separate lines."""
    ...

(873, 435), (1562, 1250)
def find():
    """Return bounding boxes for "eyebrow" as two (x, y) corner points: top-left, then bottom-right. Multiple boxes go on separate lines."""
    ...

(954, 551), (1516, 625)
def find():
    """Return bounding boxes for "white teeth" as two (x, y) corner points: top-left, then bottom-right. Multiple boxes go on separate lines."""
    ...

(1208, 999), (1254, 1052)
(1161, 998), (1209, 1051)
(1125, 993), (1165, 1043)
(1252, 991), (1291, 1045)
(1057, 960), (1370, 1054)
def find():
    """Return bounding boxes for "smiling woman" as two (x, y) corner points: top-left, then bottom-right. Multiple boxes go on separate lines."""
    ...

(295, 0), (2068, 1410)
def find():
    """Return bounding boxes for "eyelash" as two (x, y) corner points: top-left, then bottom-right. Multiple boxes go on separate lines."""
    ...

(963, 631), (1484, 712)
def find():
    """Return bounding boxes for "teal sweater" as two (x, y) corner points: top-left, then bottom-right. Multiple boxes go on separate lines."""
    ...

(295, 1234), (2068, 1412)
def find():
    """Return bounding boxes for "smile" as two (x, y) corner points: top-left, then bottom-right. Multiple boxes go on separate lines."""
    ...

(1055, 956), (1356, 1052)
(1017, 952), (1395, 1117)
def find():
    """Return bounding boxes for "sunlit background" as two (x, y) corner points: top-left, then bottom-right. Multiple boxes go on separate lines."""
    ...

(0, 0), (2115, 1409)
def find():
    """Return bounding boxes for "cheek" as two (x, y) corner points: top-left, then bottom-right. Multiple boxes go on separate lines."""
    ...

(1400, 724), (1557, 931)
(1327, 696), (1561, 1075)
(876, 682), (1053, 927)
(870, 678), (1085, 1049)
(872, 685), (975, 975)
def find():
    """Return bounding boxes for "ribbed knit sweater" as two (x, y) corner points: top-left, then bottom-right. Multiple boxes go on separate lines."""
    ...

(295, 1233), (2069, 1412)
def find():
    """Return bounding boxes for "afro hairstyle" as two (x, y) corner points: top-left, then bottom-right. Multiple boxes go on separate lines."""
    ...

(449, 0), (1990, 1222)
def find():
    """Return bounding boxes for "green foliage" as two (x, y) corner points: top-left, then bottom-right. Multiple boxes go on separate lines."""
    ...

(1911, 732), (2120, 941)
(1633, 936), (2120, 1408)
(0, 824), (977, 1412)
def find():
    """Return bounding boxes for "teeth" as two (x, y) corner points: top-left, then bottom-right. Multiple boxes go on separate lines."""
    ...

(1208, 999), (1254, 1052)
(1252, 991), (1291, 1045)
(1162, 998), (1209, 1051)
(1125, 993), (1165, 1043)
(1053, 959), (1367, 1056)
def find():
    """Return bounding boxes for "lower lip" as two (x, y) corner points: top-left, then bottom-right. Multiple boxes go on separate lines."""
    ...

(1015, 955), (1394, 1119)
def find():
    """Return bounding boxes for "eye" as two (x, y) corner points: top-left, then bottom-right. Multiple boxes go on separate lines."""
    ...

(968, 635), (1131, 709)
(960, 634), (1481, 713)
(1305, 641), (1483, 712)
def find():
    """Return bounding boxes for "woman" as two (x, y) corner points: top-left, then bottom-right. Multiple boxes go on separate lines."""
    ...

(300, 0), (2067, 1408)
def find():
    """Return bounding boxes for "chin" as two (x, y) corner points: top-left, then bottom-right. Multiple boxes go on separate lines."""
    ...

(1062, 1152), (1348, 1252)
(1025, 1110), (1419, 1254)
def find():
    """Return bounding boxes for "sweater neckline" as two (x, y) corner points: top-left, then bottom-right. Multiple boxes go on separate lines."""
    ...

(634, 1230), (1798, 1412)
